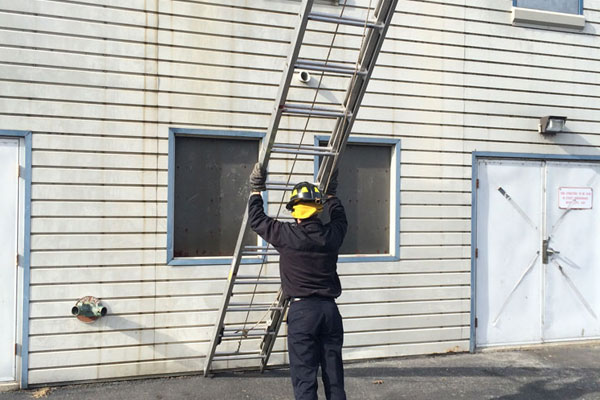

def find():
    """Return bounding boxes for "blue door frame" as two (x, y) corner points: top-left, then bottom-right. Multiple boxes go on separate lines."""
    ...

(0, 130), (32, 388)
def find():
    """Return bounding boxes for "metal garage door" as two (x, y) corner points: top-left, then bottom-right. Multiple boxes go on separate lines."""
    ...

(0, 138), (19, 381)
(475, 158), (600, 347)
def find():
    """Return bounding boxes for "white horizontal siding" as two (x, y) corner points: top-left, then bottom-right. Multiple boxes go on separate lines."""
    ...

(27, 339), (470, 385)
(28, 273), (469, 302)
(28, 314), (470, 368)
(0, 0), (599, 386)
(28, 259), (469, 286)
(28, 305), (470, 344)
(28, 288), (469, 322)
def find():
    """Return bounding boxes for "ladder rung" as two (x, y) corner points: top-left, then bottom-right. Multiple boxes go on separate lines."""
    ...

(227, 306), (284, 312)
(272, 148), (337, 157)
(295, 59), (367, 76)
(282, 104), (351, 118)
(244, 246), (270, 249)
(308, 12), (384, 29)
(224, 302), (275, 310)
(238, 258), (278, 264)
(241, 251), (280, 256)
(236, 275), (280, 279)
(274, 143), (334, 151)
(272, 142), (338, 156)
(265, 183), (295, 191)
(221, 331), (273, 338)
(235, 280), (282, 285)
(213, 353), (265, 361)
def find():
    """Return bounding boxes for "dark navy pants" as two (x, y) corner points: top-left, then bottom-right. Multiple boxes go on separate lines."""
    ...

(287, 297), (346, 400)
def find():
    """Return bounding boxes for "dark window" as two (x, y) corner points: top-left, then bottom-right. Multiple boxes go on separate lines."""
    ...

(172, 134), (258, 258)
(320, 142), (392, 255)
(514, 0), (581, 14)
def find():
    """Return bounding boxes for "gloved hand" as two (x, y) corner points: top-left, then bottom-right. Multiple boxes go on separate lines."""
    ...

(326, 168), (339, 196)
(249, 162), (267, 192)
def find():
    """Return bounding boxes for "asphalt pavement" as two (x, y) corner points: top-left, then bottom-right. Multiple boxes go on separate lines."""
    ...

(1, 342), (599, 399)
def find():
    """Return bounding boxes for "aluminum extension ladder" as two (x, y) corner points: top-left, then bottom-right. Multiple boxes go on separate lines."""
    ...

(204, 0), (398, 376)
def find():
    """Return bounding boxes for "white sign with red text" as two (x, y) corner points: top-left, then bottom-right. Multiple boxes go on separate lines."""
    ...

(558, 187), (593, 209)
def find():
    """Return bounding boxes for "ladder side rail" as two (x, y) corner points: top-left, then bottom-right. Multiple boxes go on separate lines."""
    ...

(344, 0), (397, 118)
(346, 0), (398, 114)
(317, 0), (398, 191)
(204, 0), (315, 377)
(260, 300), (289, 372)
(259, 0), (315, 170)
(203, 209), (253, 376)
(260, 290), (290, 372)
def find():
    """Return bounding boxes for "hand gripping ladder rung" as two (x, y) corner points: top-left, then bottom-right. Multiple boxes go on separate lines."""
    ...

(204, 0), (398, 377)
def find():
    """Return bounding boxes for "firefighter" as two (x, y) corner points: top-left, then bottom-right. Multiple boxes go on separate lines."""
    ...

(248, 163), (348, 400)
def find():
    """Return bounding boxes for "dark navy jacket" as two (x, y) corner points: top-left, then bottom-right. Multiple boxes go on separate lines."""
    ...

(248, 194), (348, 299)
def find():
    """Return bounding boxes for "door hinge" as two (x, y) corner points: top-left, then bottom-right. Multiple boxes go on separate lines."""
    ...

(475, 248), (478, 258)
(475, 317), (478, 328)
(476, 178), (479, 189)
(16, 254), (19, 268)
(15, 343), (18, 355)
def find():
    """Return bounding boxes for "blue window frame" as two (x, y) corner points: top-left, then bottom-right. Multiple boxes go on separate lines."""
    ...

(167, 128), (264, 266)
(315, 136), (401, 262)
(513, 0), (583, 15)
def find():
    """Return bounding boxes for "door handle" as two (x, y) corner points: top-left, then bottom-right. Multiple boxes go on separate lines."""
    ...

(542, 239), (560, 264)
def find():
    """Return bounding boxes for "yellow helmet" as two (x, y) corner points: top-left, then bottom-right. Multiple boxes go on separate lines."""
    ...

(286, 182), (323, 210)
(286, 182), (324, 219)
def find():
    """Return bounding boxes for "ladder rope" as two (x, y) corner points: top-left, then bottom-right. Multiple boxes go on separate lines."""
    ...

(233, 0), (376, 352)
(232, 295), (280, 352)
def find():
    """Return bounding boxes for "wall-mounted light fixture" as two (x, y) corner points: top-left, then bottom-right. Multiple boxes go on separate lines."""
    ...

(539, 116), (567, 135)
